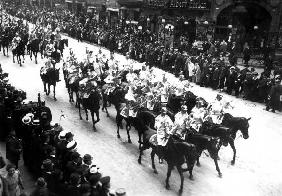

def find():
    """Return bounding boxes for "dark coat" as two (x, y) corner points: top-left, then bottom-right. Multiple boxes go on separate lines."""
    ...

(6, 134), (22, 162)
(269, 84), (282, 110)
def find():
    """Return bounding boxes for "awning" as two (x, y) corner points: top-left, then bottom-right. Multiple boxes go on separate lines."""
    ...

(75, 1), (86, 5)
(65, 0), (73, 3)
(107, 8), (119, 12)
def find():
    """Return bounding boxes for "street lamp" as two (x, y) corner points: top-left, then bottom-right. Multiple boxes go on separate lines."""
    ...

(147, 18), (150, 22)
(203, 21), (208, 25)
(228, 24), (233, 29)
(184, 21), (188, 25)
(125, 20), (130, 25)
(254, 25), (258, 30)
(138, 26), (142, 30)
(161, 19), (165, 23)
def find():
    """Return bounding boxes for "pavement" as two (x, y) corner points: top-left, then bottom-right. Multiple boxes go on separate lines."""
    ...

(0, 32), (281, 196)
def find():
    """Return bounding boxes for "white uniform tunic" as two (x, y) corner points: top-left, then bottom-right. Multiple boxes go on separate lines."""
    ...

(155, 115), (173, 146)
(209, 100), (224, 124)
(190, 107), (205, 131)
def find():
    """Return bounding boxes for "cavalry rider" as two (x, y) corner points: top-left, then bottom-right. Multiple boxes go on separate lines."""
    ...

(12, 32), (21, 49)
(173, 105), (191, 139)
(206, 93), (225, 124)
(155, 107), (174, 164)
(54, 27), (61, 50)
(126, 68), (138, 83)
(45, 40), (55, 58)
(190, 99), (207, 131)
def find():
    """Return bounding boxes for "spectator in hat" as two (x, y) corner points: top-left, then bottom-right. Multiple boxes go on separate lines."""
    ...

(79, 183), (91, 196)
(89, 172), (102, 196)
(99, 176), (113, 196)
(266, 75), (282, 113)
(66, 173), (81, 196)
(30, 177), (50, 196)
(5, 164), (24, 196)
(6, 130), (22, 169)
(78, 154), (93, 178)
(65, 151), (80, 181)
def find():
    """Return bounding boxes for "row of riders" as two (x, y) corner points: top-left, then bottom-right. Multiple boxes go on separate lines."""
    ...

(57, 48), (251, 193)
(0, 13), (68, 66)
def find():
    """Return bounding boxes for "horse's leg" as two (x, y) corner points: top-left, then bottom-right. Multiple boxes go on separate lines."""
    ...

(78, 100), (82, 120)
(43, 82), (47, 93)
(116, 115), (121, 139)
(165, 164), (173, 190)
(229, 139), (236, 165)
(91, 111), (96, 131)
(30, 50), (32, 60)
(12, 54), (15, 63)
(138, 146), (145, 164)
(138, 131), (143, 150)
(151, 149), (158, 174)
(196, 150), (202, 167)
(47, 84), (50, 95)
(126, 119), (132, 143)
(85, 108), (88, 121)
(94, 109), (100, 123)
(217, 141), (223, 160)
(22, 54), (25, 63)
(6, 47), (8, 57)
(35, 52), (38, 64)
(53, 85), (56, 101)
(213, 157), (222, 177)
(176, 165), (184, 193)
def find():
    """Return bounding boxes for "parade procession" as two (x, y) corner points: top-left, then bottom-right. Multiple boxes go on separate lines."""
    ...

(0, 0), (282, 196)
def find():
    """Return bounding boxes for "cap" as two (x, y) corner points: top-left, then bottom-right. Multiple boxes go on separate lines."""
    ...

(65, 132), (74, 140)
(100, 176), (110, 186)
(36, 177), (47, 188)
(83, 154), (92, 162)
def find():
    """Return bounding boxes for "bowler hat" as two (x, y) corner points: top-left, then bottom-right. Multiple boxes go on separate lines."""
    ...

(100, 176), (110, 186)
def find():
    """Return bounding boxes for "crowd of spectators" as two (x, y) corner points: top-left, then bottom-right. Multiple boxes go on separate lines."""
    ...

(2, 2), (282, 105)
(0, 64), (124, 196)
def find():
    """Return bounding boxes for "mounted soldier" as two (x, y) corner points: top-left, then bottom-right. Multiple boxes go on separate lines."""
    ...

(154, 107), (173, 164)
(172, 105), (191, 139)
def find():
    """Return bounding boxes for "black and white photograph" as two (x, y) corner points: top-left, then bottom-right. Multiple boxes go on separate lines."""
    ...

(0, 0), (282, 195)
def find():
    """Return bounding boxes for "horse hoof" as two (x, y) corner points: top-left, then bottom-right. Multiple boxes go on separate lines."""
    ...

(93, 126), (96, 131)
(218, 173), (222, 178)
(117, 135), (121, 139)
(165, 184), (170, 190)
(179, 188), (183, 194)
(138, 158), (141, 164)
(153, 169), (158, 174)
(128, 139), (132, 143)
(189, 175), (194, 181)
(231, 160), (235, 165)
(107, 114), (110, 117)
(196, 162), (201, 167)
(96, 119), (100, 123)
(54, 98), (57, 101)
(80, 117), (82, 120)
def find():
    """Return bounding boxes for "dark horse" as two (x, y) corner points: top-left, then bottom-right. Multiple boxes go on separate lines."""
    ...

(40, 65), (60, 101)
(138, 128), (198, 193)
(77, 85), (101, 130)
(28, 38), (41, 64)
(12, 40), (26, 66)
(57, 39), (68, 57)
(184, 131), (222, 177)
(39, 39), (48, 59)
(200, 113), (250, 165)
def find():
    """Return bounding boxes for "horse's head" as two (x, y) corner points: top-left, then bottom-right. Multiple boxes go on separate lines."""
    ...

(239, 117), (250, 139)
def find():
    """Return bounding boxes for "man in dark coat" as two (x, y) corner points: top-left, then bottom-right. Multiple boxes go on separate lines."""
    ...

(266, 75), (282, 113)
(6, 130), (22, 169)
